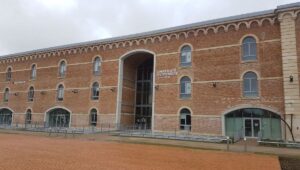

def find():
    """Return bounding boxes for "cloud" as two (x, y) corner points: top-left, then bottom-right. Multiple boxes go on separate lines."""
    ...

(0, 0), (299, 56)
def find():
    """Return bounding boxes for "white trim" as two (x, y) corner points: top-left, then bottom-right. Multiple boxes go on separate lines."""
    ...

(115, 49), (156, 130)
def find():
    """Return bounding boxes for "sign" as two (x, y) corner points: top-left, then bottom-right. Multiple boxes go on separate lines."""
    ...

(158, 69), (177, 78)
(13, 81), (26, 84)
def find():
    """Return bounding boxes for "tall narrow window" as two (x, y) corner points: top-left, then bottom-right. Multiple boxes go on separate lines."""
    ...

(57, 84), (64, 101)
(180, 45), (192, 67)
(243, 72), (258, 97)
(93, 57), (101, 75)
(30, 64), (37, 80)
(25, 109), (32, 124)
(180, 76), (191, 99)
(180, 108), (191, 131)
(28, 86), (34, 102)
(6, 67), (12, 81)
(242, 37), (257, 61)
(90, 108), (97, 126)
(59, 61), (66, 77)
(91, 82), (99, 100)
(3, 88), (9, 102)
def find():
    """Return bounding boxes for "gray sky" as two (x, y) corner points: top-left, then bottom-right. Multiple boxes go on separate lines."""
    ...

(0, 0), (299, 56)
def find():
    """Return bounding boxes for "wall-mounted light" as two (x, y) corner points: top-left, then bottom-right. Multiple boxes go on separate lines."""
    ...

(110, 87), (116, 92)
(72, 89), (79, 93)
(289, 75), (294, 82)
(14, 92), (19, 96)
(155, 85), (159, 90)
(212, 82), (217, 88)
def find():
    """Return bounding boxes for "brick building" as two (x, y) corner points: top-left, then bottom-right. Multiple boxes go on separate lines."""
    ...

(1, 3), (300, 141)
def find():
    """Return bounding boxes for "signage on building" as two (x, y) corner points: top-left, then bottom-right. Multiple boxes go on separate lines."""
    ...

(13, 81), (26, 84)
(157, 69), (177, 78)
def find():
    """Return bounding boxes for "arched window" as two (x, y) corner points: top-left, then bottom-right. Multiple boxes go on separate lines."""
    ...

(28, 86), (34, 102)
(90, 108), (97, 126)
(180, 108), (191, 131)
(25, 109), (32, 124)
(243, 72), (258, 97)
(3, 88), (9, 102)
(57, 84), (64, 101)
(59, 61), (66, 77)
(91, 82), (100, 100)
(6, 67), (12, 81)
(242, 36), (257, 61)
(180, 76), (191, 99)
(93, 57), (101, 75)
(30, 64), (37, 80)
(180, 45), (192, 66)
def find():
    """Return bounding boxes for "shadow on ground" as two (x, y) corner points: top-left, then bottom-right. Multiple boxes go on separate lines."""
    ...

(279, 157), (300, 170)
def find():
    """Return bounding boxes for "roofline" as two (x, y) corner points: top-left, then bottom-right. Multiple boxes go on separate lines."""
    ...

(1, 2), (299, 60)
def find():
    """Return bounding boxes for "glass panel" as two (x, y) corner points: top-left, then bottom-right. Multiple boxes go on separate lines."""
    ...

(186, 82), (191, 94)
(253, 119), (260, 137)
(244, 119), (252, 137)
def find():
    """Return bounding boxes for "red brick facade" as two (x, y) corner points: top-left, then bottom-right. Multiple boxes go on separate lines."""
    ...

(0, 4), (300, 140)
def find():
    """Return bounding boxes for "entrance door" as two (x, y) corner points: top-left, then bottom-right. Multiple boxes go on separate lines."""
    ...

(55, 114), (66, 128)
(244, 118), (260, 137)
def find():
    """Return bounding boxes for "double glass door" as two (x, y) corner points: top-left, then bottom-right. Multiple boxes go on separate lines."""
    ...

(244, 118), (260, 137)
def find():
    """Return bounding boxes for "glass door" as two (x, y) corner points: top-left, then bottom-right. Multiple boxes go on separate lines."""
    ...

(253, 119), (260, 137)
(244, 118), (261, 137)
(244, 119), (252, 137)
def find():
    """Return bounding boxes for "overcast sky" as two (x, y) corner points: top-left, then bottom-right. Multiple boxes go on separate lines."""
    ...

(0, 0), (299, 56)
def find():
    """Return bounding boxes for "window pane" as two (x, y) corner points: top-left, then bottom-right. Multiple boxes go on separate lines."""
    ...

(186, 82), (191, 94)
(180, 82), (185, 93)
(243, 44), (249, 57)
(244, 79), (250, 91)
(251, 79), (258, 93)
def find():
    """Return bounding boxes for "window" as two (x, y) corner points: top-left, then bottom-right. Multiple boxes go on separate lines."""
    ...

(91, 82), (100, 100)
(243, 72), (258, 97)
(3, 88), (9, 102)
(180, 45), (192, 67)
(59, 61), (66, 77)
(25, 109), (32, 124)
(6, 67), (12, 81)
(30, 64), (37, 80)
(57, 84), (64, 101)
(242, 37), (257, 61)
(180, 108), (191, 131)
(28, 86), (34, 102)
(93, 57), (101, 75)
(180, 76), (191, 99)
(90, 109), (97, 126)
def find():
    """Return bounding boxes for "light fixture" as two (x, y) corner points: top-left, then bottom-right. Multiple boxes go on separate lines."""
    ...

(212, 82), (217, 88)
(14, 92), (19, 96)
(110, 87), (115, 92)
(289, 75), (294, 82)
(72, 89), (79, 93)
(155, 85), (159, 90)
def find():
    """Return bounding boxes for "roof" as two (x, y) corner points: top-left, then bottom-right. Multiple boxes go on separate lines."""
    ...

(1, 2), (299, 60)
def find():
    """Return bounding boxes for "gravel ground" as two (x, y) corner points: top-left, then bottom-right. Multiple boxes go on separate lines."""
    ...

(0, 133), (281, 170)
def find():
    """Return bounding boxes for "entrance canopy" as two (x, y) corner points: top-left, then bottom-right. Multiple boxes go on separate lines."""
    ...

(225, 108), (281, 140)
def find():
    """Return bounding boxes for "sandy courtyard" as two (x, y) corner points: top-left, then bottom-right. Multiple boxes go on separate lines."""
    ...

(0, 133), (280, 170)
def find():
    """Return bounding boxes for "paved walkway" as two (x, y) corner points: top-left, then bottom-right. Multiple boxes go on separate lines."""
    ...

(107, 135), (300, 157)
(0, 129), (299, 157)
